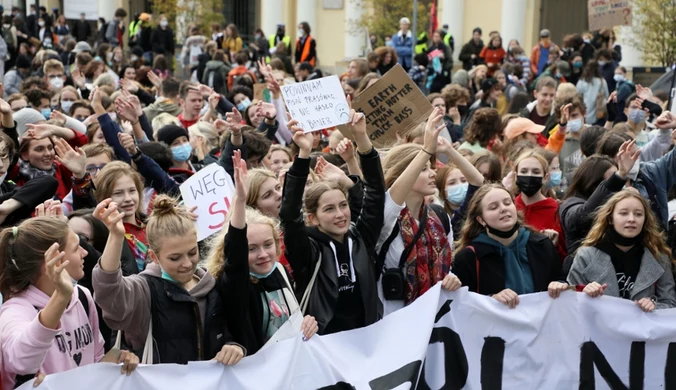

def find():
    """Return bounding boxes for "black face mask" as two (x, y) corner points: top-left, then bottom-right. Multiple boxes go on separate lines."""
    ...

(485, 222), (520, 239)
(516, 175), (543, 197)
(457, 104), (468, 117)
(606, 226), (643, 247)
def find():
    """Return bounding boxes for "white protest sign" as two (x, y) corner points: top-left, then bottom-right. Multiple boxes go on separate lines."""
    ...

(280, 75), (350, 133)
(179, 164), (235, 241)
(20, 286), (676, 390)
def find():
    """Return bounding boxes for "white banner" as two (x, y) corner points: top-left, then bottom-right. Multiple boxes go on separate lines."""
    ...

(281, 75), (351, 133)
(19, 286), (676, 389)
(64, 0), (98, 20)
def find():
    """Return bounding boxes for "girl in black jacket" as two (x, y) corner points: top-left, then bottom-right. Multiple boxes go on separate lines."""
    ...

(207, 151), (318, 355)
(279, 107), (385, 335)
(453, 183), (568, 308)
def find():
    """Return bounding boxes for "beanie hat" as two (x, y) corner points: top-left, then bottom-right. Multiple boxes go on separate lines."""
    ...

(73, 41), (92, 54)
(15, 55), (30, 69)
(157, 125), (189, 146)
(14, 108), (46, 136)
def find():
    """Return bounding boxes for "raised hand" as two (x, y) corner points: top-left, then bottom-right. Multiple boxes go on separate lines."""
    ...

(560, 103), (572, 125)
(71, 69), (85, 89)
(44, 242), (73, 297)
(335, 138), (355, 162)
(288, 115), (314, 153)
(301, 315), (319, 341)
(93, 198), (126, 236)
(119, 78), (139, 93)
(24, 123), (55, 139)
(115, 98), (140, 123)
(214, 119), (229, 135)
(118, 132), (137, 156)
(0, 98), (11, 115)
(147, 70), (163, 89)
(547, 281), (569, 299)
(616, 140), (640, 179)
(423, 107), (445, 155)
(436, 136), (453, 156)
(226, 108), (244, 132)
(198, 84), (214, 98)
(655, 111), (676, 130)
(448, 106), (461, 124)
(35, 199), (67, 221)
(541, 229), (559, 246)
(636, 84), (653, 100)
(607, 90), (618, 105)
(232, 150), (249, 199)
(54, 137), (86, 178)
(257, 101), (277, 120)
(208, 92), (221, 111)
(315, 156), (353, 188)
(50, 110), (67, 126)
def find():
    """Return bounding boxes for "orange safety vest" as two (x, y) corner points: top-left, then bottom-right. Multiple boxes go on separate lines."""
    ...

(297, 35), (315, 66)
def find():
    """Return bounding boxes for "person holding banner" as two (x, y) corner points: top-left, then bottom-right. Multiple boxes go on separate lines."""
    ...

(92, 196), (246, 365)
(568, 190), (676, 311)
(207, 151), (318, 355)
(279, 106), (384, 335)
(0, 217), (138, 389)
(453, 183), (567, 308)
(376, 108), (463, 316)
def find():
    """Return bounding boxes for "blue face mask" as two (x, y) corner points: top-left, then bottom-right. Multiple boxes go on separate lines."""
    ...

(161, 267), (180, 284)
(446, 182), (468, 205)
(236, 98), (251, 112)
(572, 61), (583, 69)
(548, 171), (562, 187)
(249, 261), (278, 279)
(41, 107), (52, 120)
(171, 143), (192, 162)
(628, 109), (647, 124)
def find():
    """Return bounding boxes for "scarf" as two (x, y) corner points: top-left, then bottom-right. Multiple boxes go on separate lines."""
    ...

(473, 228), (534, 294)
(399, 206), (453, 305)
(18, 158), (55, 180)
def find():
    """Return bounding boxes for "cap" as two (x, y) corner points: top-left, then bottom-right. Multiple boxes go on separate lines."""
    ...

(540, 29), (551, 38)
(139, 13), (150, 21)
(480, 78), (499, 93)
(157, 125), (189, 147)
(73, 41), (92, 54)
(556, 60), (571, 77)
(400, 17), (411, 25)
(15, 54), (30, 69)
(442, 24), (449, 29)
(504, 118), (545, 140)
(14, 108), (46, 137)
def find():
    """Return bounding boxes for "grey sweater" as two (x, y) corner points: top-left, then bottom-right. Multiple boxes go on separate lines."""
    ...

(568, 246), (676, 309)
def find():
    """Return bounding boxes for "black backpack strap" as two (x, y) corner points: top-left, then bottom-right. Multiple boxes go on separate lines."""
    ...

(376, 223), (400, 281)
(429, 204), (451, 236)
(77, 286), (90, 319)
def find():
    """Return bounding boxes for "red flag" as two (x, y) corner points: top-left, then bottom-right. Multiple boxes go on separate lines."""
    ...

(430, 0), (438, 36)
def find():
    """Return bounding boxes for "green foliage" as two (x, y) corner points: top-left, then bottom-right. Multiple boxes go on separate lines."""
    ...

(355, 0), (432, 46)
(628, 0), (676, 66)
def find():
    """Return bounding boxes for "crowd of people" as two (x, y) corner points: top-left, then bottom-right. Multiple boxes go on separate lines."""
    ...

(0, 4), (673, 388)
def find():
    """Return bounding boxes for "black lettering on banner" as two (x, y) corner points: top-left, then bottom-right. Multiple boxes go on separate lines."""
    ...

(317, 382), (356, 390)
(665, 343), (676, 389)
(480, 337), (505, 390)
(579, 341), (645, 390)
(368, 360), (422, 390)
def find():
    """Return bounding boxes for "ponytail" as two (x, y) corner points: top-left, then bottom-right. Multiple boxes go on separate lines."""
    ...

(0, 218), (69, 300)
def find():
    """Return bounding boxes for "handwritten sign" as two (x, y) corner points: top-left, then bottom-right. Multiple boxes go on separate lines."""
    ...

(588, 0), (632, 31)
(179, 164), (235, 241)
(339, 64), (433, 148)
(280, 75), (350, 133)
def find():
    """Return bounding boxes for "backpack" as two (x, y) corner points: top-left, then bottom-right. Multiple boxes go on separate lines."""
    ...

(2, 25), (13, 54)
(203, 68), (226, 95)
(375, 204), (451, 281)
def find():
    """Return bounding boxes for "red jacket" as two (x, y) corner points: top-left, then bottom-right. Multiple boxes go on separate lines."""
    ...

(515, 194), (567, 262)
(227, 66), (257, 91)
(479, 46), (506, 75)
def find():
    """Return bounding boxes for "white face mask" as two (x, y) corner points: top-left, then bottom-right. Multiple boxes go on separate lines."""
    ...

(298, 29), (304, 37)
(160, 20), (168, 28)
(49, 77), (64, 89)
(38, 21), (45, 27)
(567, 117), (583, 133)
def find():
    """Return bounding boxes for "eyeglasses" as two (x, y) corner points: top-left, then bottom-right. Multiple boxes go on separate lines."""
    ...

(85, 164), (106, 176)
(0, 153), (9, 162)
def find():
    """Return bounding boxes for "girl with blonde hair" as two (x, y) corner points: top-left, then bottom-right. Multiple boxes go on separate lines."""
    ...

(207, 151), (317, 354)
(188, 121), (220, 165)
(568, 190), (676, 311)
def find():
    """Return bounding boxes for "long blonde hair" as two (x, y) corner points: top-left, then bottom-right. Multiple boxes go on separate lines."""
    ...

(383, 143), (423, 189)
(582, 190), (673, 264)
(94, 161), (145, 216)
(206, 207), (281, 279)
(455, 183), (527, 251)
(246, 168), (277, 209)
(511, 151), (549, 195)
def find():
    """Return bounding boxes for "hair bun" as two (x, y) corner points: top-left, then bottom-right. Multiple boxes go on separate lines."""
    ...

(150, 195), (181, 217)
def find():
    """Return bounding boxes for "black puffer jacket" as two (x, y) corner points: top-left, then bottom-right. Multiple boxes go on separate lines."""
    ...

(279, 148), (385, 335)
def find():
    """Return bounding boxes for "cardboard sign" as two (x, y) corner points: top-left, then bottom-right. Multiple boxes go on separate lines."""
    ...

(339, 64), (433, 148)
(588, 0), (632, 31)
(254, 83), (271, 103)
(280, 75), (350, 133)
(179, 164), (235, 241)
